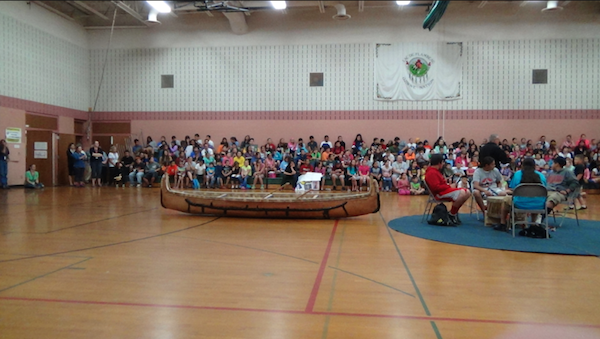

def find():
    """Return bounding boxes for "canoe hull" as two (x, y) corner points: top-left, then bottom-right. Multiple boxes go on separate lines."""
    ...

(161, 176), (380, 219)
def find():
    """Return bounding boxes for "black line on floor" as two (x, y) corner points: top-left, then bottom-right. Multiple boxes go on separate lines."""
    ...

(0, 257), (92, 294)
(0, 217), (221, 264)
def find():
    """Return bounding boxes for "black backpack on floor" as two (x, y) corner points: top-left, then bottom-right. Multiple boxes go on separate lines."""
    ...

(519, 225), (551, 238)
(427, 203), (453, 226)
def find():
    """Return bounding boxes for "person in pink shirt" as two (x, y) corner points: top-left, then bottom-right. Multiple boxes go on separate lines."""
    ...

(264, 153), (277, 172)
(562, 134), (575, 149)
(455, 152), (469, 168)
(221, 151), (234, 167)
(576, 134), (590, 149)
(358, 159), (371, 189)
(397, 173), (411, 195)
(288, 139), (297, 153)
(313, 161), (326, 190)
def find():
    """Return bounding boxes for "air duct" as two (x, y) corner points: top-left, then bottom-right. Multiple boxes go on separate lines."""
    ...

(332, 4), (351, 20)
(222, 11), (248, 34)
(146, 8), (161, 25)
(542, 1), (563, 12)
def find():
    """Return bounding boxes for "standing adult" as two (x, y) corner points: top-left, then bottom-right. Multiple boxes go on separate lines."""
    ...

(71, 145), (87, 187)
(0, 139), (10, 189)
(89, 141), (104, 187)
(66, 143), (76, 186)
(107, 146), (119, 187)
(479, 134), (509, 169)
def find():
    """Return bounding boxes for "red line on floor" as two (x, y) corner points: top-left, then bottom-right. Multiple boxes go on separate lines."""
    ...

(305, 220), (338, 313)
(1, 296), (599, 329)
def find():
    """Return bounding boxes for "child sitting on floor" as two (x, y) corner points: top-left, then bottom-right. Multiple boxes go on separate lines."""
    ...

(409, 175), (425, 195)
(397, 173), (411, 195)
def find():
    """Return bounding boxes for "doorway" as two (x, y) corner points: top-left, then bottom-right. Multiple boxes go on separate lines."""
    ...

(26, 130), (54, 187)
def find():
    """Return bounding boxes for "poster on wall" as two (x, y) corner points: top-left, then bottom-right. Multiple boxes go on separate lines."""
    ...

(5, 127), (22, 143)
(34, 150), (48, 159)
(34, 142), (48, 150)
(375, 42), (463, 101)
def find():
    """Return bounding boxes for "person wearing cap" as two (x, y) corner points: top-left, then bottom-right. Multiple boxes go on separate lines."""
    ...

(425, 154), (471, 225)
(479, 134), (509, 169)
(545, 156), (579, 216)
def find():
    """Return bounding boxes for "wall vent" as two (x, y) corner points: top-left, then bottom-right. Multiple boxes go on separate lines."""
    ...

(161, 74), (174, 88)
(532, 69), (547, 84)
(310, 73), (324, 87)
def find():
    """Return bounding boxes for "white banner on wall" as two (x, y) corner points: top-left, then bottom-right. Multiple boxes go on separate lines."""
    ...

(375, 42), (463, 101)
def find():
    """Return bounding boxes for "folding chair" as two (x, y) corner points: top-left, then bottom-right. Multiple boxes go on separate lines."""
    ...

(469, 189), (484, 220)
(552, 185), (581, 227)
(421, 180), (451, 223)
(510, 184), (549, 238)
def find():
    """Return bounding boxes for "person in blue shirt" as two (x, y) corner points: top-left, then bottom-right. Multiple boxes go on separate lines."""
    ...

(273, 149), (283, 162)
(71, 145), (88, 187)
(279, 157), (289, 174)
(492, 157), (547, 231)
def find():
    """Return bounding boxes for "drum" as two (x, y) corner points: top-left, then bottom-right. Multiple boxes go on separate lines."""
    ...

(484, 196), (504, 226)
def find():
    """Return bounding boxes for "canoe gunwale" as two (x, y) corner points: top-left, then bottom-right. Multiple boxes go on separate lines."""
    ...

(185, 199), (349, 218)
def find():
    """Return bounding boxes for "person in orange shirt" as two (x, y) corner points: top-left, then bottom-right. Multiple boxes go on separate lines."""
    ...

(404, 148), (416, 162)
(321, 148), (331, 161)
(166, 160), (179, 187)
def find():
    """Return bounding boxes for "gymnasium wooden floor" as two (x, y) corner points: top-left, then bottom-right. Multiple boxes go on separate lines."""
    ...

(1, 187), (599, 339)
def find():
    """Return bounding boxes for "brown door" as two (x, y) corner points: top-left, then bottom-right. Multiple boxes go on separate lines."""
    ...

(26, 130), (54, 187)
(91, 136), (112, 152)
(57, 134), (76, 186)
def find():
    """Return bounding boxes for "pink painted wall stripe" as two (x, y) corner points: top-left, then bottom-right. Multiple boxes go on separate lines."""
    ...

(0, 95), (88, 120)
(90, 109), (600, 121)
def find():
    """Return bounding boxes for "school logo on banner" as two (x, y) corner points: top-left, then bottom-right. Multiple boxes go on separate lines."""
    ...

(375, 42), (462, 101)
(405, 53), (434, 88)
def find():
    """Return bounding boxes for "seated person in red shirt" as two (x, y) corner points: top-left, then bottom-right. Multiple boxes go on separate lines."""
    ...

(298, 159), (313, 175)
(425, 154), (471, 225)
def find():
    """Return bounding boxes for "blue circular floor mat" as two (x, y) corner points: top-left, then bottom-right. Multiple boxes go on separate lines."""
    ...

(388, 214), (600, 256)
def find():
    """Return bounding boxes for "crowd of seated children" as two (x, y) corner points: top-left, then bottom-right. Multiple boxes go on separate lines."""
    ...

(66, 133), (598, 204)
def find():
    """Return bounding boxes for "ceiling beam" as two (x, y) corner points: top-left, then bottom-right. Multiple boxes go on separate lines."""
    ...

(84, 25), (148, 30)
(317, 1), (325, 14)
(111, 1), (150, 25)
(70, 1), (110, 20)
(32, 1), (75, 21)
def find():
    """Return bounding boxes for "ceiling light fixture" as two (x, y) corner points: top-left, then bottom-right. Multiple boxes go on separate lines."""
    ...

(396, 1), (411, 5)
(146, 1), (171, 14)
(270, 1), (287, 10)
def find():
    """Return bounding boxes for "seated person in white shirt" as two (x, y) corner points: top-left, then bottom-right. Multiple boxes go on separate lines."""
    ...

(472, 156), (507, 217)
(200, 144), (214, 158)
(320, 135), (333, 150)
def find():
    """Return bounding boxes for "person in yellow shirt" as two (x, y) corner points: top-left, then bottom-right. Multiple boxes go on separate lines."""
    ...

(240, 159), (252, 189)
(234, 151), (245, 168)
